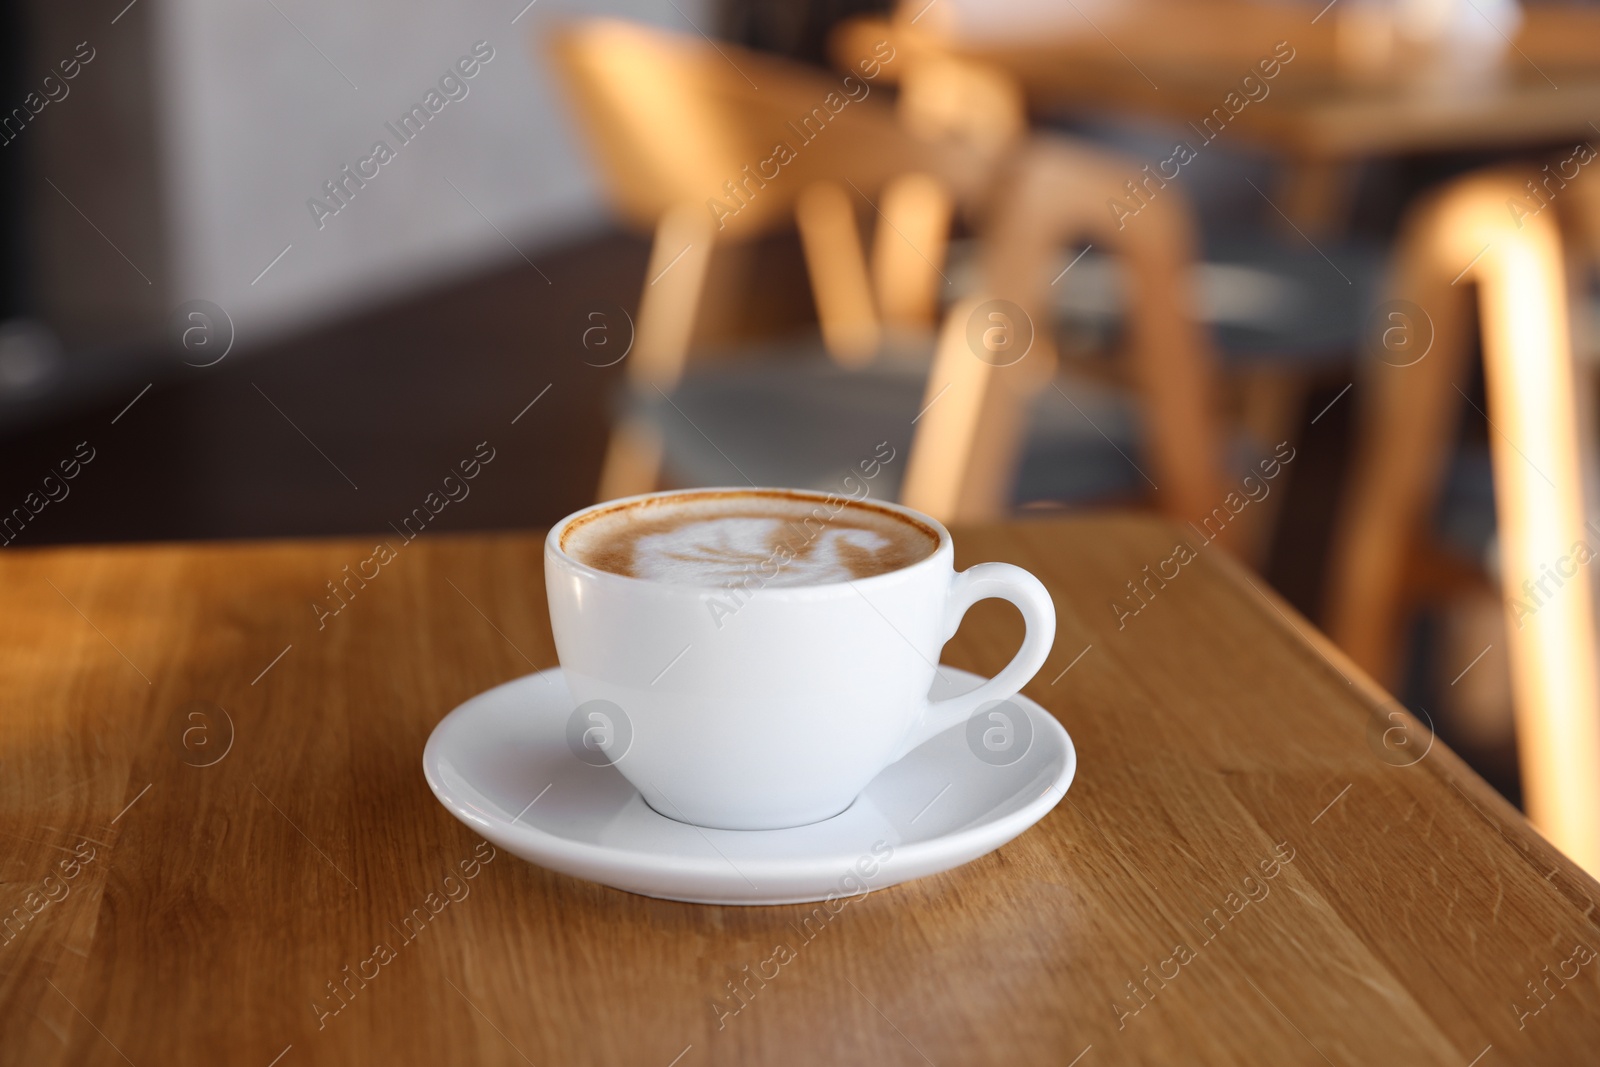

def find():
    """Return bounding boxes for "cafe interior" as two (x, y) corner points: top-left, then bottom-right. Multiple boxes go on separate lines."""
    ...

(6, 0), (1600, 1061)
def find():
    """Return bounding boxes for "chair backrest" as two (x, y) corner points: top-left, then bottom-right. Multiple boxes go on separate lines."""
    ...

(551, 18), (979, 379)
(1325, 166), (1600, 874)
(549, 18), (961, 242)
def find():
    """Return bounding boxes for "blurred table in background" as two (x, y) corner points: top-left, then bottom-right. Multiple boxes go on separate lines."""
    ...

(3, 515), (1599, 1063)
(841, 1), (1600, 232)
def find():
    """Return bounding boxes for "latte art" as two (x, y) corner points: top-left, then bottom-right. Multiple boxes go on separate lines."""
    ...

(561, 490), (938, 586)
(633, 517), (894, 586)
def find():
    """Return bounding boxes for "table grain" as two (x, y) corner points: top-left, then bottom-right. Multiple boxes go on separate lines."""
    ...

(2, 514), (1597, 1065)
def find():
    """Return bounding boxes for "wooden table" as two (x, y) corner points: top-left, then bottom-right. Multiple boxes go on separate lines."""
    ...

(839, 3), (1600, 230)
(3, 514), (1598, 1064)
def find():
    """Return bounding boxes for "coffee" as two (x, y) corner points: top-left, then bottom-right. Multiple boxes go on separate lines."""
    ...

(560, 490), (938, 586)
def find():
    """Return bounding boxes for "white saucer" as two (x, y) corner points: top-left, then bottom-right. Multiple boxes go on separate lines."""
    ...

(422, 666), (1076, 905)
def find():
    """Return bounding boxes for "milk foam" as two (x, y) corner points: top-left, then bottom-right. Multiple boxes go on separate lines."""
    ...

(561, 493), (937, 586)
(633, 517), (888, 585)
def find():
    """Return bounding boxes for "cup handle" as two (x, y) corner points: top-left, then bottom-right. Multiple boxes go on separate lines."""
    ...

(889, 562), (1057, 762)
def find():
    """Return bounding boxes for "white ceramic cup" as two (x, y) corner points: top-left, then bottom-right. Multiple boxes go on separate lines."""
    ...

(544, 488), (1056, 830)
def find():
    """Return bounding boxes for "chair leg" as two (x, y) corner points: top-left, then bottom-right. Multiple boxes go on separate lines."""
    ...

(796, 181), (880, 365)
(1112, 191), (1229, 537)
(1324, 193), (1475, 688)
(1230, 367), (1312, 566)
(901, 297), (1039, 522)
(592, 204), (715, 504)
(872, 172), (954, 334)
(1474, 181), (1600, 874)
(1277, 154), (1352, 239)
(631, 202), (716, 391)
(596, 417), (666, 501)
(1330, 169), (1600, 872)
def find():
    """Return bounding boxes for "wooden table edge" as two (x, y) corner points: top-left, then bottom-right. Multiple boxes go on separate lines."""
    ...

(1189, 525), (1600, 914)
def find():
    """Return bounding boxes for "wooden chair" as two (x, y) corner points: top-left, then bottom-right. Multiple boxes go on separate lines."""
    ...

(836, 11), (1371, 558)
(550, 19), (975, 499)
(1325, 167), (1600, 873)
(549, 18), (1231, 542)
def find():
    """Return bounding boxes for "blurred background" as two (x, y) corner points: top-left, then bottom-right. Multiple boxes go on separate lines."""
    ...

(6, 0), (1600, 866)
